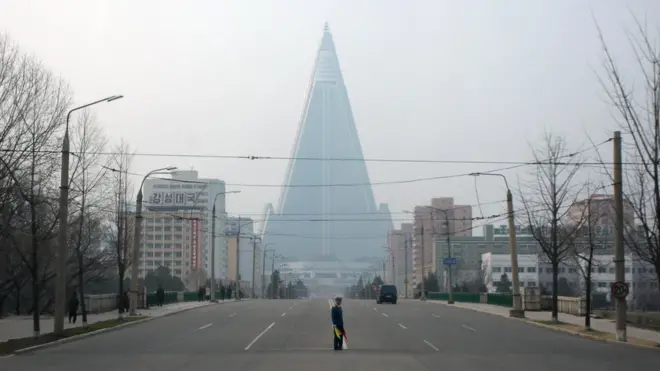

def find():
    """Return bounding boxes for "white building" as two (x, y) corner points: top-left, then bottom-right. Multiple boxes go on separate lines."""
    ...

(144, 170), (228, 280)
(481, 252), (580, 294)
(578, 254), (659, 310)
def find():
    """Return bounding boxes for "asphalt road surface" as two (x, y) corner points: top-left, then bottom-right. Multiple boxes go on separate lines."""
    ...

(2, 299), (658, 370)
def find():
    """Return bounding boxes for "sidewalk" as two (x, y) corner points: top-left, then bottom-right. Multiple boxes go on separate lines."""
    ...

(428, 300), (660, 344)
(0, 300), (219, 342)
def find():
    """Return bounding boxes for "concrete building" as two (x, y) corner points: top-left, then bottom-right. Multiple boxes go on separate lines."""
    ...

(578, 253), (659, 310)
(434, 224), (545, 291)
(412, 198), (473, 290)
(481, 252), (580, 294)
(226, 216), (263, 295)
(143, 170), (228, 280)
(567, 194), (634, 229)
(387, 223), (413, 296)
(136, 210), (205, 290)
(261, 24), (391, 261)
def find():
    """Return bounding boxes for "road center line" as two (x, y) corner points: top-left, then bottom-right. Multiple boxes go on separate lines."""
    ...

(198, 323), (212, 330)
(229, 313), (236, 317)
(424, 340), (439, 351)
(281, 312), (286, 317)
(461, 324), (476, 332)
(245, 322), (275, 351)
(398, 323), (408, 329)
(382, 313), (389, 317)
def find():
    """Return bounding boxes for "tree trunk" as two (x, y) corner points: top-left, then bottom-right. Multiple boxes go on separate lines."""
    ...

(585, 269), (592, 329)
(76, 250), (87, 325)
(551, 260), (559, 322)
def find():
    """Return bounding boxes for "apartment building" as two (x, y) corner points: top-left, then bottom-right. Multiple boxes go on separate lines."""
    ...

(387, 223), (413, 296)
(143, 170), (228, 280)
(137, 210), (204, 290)
(411, 197), (473, 291)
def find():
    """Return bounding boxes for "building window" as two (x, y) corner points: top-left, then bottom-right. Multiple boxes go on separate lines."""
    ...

(493, 267), (501, 273)
(527, 267), (536, 273)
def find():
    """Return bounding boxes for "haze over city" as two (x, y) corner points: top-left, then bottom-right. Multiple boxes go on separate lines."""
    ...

(1, 1), (660, 370)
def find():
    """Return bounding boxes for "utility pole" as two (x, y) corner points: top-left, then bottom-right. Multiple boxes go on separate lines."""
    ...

(251, 237), (260, 298)
(507, 186), (524, 318)
(382, 260), (386, 280)
(613, 130), (627, 341)
(404, 236), (409, 299)
(420, 223), (426, 300)
(210, 203), (218, 302)
(443, 213), (454, 304)
(235, 217), (241, 300)
(262, 248), (268, 298)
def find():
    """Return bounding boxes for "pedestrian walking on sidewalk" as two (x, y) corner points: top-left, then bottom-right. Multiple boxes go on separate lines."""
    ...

(68, 292), (79, 324)
(156, 285), (165, 307)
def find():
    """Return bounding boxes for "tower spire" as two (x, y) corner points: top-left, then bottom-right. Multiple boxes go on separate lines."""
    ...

(323, 21), (329, 32)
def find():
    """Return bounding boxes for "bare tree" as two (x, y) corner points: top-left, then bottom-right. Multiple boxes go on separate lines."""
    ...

(519, 133), (586, 322)
(570, 182), (611, 329)
(595, 14), (660, 294)
(105, 140), (134, 319)
(68, 110), (110, 325)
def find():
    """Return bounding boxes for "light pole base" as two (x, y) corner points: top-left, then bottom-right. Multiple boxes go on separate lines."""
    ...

(447, 299), (455, 304)
(509, 309), (525, 318)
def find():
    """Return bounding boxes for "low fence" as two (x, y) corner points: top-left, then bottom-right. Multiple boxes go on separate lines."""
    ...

(426, 291), (589, 316)
(83, 290), (231, 314)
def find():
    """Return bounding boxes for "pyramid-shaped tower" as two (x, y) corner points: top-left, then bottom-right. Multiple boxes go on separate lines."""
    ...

(262, 24), (391, 261)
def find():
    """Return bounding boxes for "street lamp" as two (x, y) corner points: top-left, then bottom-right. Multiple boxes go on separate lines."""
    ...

(250, 236), (262, 299)
(261, 243), (276, 298)
(469, 172), (524, 318)
(210, 191), (241, 302)
(55, 95), (123, 335)
(129, 166), (178, 316)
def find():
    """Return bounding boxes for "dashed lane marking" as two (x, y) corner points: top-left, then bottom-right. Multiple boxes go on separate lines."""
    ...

(462, 324), (476, 332)
(424, 340), (439, 351)
(281, 312), (286, 317)
(382, 313), (389, 317)
(398, 323), (408, 329)
(245, 322), (275, 351)
(198, 323), (212, 330)
(229, 313), (236, 317)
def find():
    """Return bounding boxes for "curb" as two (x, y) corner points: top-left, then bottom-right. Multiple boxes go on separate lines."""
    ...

(10, 301), (222, 356)
(427, 300), (660, 351)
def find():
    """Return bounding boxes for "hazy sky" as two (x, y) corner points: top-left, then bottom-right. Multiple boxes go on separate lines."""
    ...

(2, 0), (657, 232)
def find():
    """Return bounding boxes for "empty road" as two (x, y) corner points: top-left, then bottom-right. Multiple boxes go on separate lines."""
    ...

(2, 299), (658, 370)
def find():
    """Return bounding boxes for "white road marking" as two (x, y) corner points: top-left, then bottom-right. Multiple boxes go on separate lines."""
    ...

(424, 340), (439, 351)
(229, 313), (236, 317)
(281, 312), (286, 317)
(462, 324), (476, 332)
(245, 322), (275, 351)
(373, 308), (378, 311)
(398, 323), (408, 329)
(432, 314), (440, 318)
(198, 323), (212, 330)
(382, 313), (389, 317)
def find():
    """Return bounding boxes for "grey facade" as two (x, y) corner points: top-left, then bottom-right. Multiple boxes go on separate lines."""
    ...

(261, 24), (390, 261)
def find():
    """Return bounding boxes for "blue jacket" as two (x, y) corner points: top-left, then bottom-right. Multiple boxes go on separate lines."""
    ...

(331, 306), (344, 327)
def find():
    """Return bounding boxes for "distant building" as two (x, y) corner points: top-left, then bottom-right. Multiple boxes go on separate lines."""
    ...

(567, 194), (634, 229)
(226, 216), (262, 295)
(135, 210), (205, 290)
(143, 170), (227, 280)
(387, 223), (413, 296)
(412, 198), (473, 290)
(481, 252), (580, 295)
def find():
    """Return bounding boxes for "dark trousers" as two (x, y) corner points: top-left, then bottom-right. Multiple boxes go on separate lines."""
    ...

(69, 311), (77, 324)
(333, 326), (344, 350)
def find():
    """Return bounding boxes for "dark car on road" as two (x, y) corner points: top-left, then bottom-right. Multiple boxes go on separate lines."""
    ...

(377, 284), (397, 304)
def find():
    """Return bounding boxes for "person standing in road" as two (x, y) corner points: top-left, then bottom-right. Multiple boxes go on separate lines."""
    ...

(331, 296), (345, 350)
(68, 292), (79, 324)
